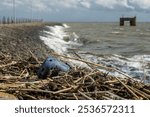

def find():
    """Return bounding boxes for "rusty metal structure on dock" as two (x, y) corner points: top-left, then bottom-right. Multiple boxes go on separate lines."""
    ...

(120, 16), (136, 26)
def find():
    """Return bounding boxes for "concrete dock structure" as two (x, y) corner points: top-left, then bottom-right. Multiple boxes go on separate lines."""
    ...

(120, 16), (136, 26)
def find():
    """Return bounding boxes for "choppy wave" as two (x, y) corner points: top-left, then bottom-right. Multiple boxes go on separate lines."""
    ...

(110, 31), (123, 35)
(40, 24), (89, 68)
(40, 24), (81, 54)
(40, 23), (150, 83)
(79, 53), (150, 83)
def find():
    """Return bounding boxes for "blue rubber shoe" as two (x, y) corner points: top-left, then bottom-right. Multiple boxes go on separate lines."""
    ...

(38, 56), (70, 79)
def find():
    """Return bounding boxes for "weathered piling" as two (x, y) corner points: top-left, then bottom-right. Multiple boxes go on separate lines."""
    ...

(0, 16), (42, 24)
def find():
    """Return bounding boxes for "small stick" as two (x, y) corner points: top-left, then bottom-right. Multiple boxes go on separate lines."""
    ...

(0, 61), (17, 68)
(128, 86), (150, 99)
(52, 53), (111, 70)
(88, 76), (95, 83)
(53, 86), (77, 94)
(8, 88), (54, 94)
(29, 50), (40, 64)
(74, 71), (99, 83)
(52, 53), (133, 79)
(58, 91), (125, 100)
(19, 69), (26, 77)
(0, 83), (26, 89)
(143, 89), (150, 95)
(78, 90), (93, 100)
(114, 77), (139, 99)
(23, 94), (37, 100)
(105, 80), (120, 84)
(73, 93), (78, 100)
(0, 75), (19, 79)
(106, 91), (126, 100)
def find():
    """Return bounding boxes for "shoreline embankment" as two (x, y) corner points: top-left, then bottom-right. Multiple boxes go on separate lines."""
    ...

(0, 23), (61, 60)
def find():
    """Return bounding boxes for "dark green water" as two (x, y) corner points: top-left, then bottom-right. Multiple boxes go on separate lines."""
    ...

(67, 22), (150, 56)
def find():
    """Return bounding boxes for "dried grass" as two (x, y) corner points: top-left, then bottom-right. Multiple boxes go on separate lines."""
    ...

(0, 51), (150, 100)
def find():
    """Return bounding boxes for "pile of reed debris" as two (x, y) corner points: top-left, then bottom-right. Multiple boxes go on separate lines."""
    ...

(0, 51), (150, 100)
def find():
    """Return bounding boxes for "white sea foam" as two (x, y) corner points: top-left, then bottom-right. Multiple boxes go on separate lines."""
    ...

(40, 24), (81, 54)
(110, 31), (122, 35)
(63, 23), (70, 28)
(77, 52), (150, 83)
(40, 24), (89, 68)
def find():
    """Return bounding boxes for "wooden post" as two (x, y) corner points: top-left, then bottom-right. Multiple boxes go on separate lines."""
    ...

(120, 18), (124, 26)
(2, 16), (6, 24)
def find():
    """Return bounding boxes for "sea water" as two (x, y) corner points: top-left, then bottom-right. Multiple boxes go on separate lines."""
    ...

(40, 22), (150, 83)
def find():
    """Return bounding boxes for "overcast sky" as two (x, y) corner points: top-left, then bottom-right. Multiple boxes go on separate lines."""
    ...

(0, 0), (150, 22)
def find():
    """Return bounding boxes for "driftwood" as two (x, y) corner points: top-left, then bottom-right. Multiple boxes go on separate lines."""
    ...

(0, 52), (150, 100)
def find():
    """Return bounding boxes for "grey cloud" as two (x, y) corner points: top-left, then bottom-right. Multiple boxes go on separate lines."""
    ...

(1, 0), (150, 12)
(0, 0), (150, 22)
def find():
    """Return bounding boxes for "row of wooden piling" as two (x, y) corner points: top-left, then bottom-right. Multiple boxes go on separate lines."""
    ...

(0, 16), (43, 24)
